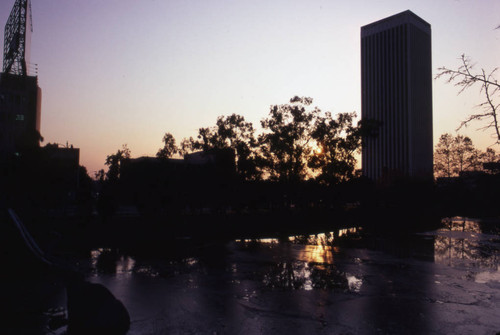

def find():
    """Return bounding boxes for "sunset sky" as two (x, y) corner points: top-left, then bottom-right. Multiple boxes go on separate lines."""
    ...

(1, 0), (499, 175)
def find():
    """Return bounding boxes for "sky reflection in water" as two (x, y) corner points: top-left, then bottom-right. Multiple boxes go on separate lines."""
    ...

(87, 222), (500, 294)
(77, 221), (500, 334)
(87, 228), (363, 294)
(432, 217), (500, 284)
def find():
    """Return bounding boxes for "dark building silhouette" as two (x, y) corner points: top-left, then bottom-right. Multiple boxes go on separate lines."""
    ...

(43, 143), (80, 166)
(1, 1), (84, 214)
(1, 0), (42, 158)
(0, 73), (41, 155)
(42, 143), (81, 198)
(119, 149), (236, 215)
(361, 10), (433, 181)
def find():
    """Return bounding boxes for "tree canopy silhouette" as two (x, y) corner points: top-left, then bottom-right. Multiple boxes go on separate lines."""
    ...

(156, 133), (178, 159)
(109, 97), (365, 186)
(309, 111), (362, 184)
(105, 144), (131, 182)
(184, 114), (259, 180)
(434, 133), (498, 177)
(258, 96), (318, 182)
(258, 96), (363, 184)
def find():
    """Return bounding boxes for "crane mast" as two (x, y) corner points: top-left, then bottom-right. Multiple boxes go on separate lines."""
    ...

(3, 0), (33, 76)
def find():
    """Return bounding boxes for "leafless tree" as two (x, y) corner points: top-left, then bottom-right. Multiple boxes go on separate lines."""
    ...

(436, 54), (500, 144)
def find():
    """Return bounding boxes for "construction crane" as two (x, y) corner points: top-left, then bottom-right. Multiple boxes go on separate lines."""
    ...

(2, 0), (33, 76)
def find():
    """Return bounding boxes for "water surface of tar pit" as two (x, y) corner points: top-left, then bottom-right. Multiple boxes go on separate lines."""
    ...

(8, 219), (500, 334)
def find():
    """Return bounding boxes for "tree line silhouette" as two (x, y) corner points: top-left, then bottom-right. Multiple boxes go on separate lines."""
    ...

(434, 133), (499, 178)
(3, 95), (499, 239)
(102, 96), (367, 186)
(93, 96), (500, 235)
(91, 96), (379, 235)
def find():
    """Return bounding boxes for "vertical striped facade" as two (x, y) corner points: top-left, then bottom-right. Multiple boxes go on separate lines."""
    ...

(361, 10), (433, 181)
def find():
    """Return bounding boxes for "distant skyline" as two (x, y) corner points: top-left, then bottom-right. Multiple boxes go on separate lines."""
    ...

(1, 0), (499, 174)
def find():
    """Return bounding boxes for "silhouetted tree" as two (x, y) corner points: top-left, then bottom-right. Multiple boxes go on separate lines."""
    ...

(434, 133), (455, 177)
(257, 96), (364, 184)
(258, 96), (318, 182)
(453, 135), (481, 174)
(481, 147), (498, 163)
(213, 114), (258, 180)
(184, 114), (259, 180)
(105, 144), (131, 182)
(94, 169), (106, 183)
(156, 133), (178, 159)
(309, 111), (362, 185)
(436, 54), (500, 144)
(434, 133), (482, 177)
(179, 137), (195, 156)
(479, 147), (500, 174)
(77, 165), (93, 190)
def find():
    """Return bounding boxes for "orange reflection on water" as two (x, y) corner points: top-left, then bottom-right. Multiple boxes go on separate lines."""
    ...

(235, 238), (279, 244)
(288, 233), (334, 245)
(299, 244), (334, 264)
(339, 227), (358, 237)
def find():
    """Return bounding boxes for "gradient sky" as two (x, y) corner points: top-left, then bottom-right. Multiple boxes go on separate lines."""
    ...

(1, 0), (499, 175)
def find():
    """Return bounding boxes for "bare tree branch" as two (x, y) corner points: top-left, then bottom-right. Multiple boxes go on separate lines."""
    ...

(436, 54), (500, 144)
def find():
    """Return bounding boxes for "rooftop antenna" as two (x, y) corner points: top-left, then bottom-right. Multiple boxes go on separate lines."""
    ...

(3, 0), (33, 76)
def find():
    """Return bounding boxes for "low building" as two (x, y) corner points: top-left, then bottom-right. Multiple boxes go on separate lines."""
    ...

(119, 149), (236, 214)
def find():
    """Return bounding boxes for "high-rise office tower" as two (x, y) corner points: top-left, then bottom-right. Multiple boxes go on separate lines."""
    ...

(361, 10), (433, 181)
